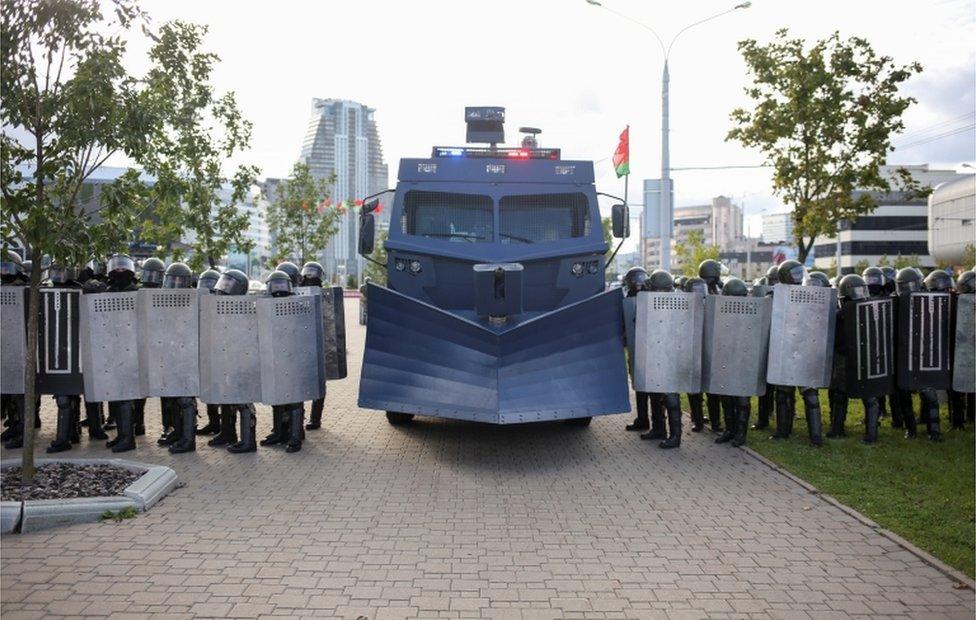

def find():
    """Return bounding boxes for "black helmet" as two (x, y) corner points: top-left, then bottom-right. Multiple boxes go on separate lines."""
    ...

(803, 271), (831, 287)
(213, 269), (249, 296)
(140, 256), (165, 288)
(957, 270), (975, 294)
(880, 266), (896, 293)
(683, 276), (707, 295)
(623, 267), (649, 296)
(107, 254), (135, 277)
(198, 269), (220, 291)
(275, 261), (301, 286)
(698, 259), (722, 286)
(162, 262), (193, 289)
(923, 269), (953, 292)
(48, 264), (75, 285)
(777, 259), (807, 285)
(895, 267), (922, 295)
(1, 250), (23, 281)
(673, 275), (687, 291)
(862, 266), (885, 297)
(300, 261), (325, 286)
(79, 258), (106, 283)
(765, 265), (780, 285)
(646, 269), (673, 292)
(721, 277), (748, 297)
(754, 276), (767, 287)
(838, 274), (870, 301)
(266, 270), (293, 297)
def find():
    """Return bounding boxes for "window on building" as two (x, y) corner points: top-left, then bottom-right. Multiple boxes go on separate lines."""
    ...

(498, 193), (590, 244)
(401, 190), (493, 242)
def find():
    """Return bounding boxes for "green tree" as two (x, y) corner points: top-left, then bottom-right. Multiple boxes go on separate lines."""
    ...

(964, 244), (975, 269)
(876, 254), (891, 267)
(1, 0), (161, 481)
(727, 30), (924, 263)
(363, 229), (388, 286)
(853, 259), (870, 275)
(265, 162), (339, 265)
(136, 21), (258, 271)
(892, 253), (919, 270)
(673, 230), (720, 277)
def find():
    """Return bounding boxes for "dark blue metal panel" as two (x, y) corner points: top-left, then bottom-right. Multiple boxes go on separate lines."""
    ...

(399, 157), (595, 184)
(358, 284), (630, 424)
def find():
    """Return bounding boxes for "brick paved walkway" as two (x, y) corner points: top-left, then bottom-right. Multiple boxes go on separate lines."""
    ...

(2, 299), (973, 619)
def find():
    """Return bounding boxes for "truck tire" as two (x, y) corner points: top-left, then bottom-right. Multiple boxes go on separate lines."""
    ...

(386, 411), (415, 426)
(563, 416), (592, 427)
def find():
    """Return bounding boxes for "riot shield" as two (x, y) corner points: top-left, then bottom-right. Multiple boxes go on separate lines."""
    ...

(295, 285), (347, 380)
(257, 294), (325, 405)
(80, 292), (142, 402)
(0, 286), (25, 394)
(137, 288), (199, 397)
(897, 292), (951, 391)
(841, 297), (895, 399)
(953, 293), (975, 393)
(702, 295), (771, 396)
(621, 295), (636, 377)
(36, 288), (84, 395)
(633, 291), (704, 394)
(751, 285), (772, 298)
(766, 284), (837, 388)
(198, 293), (262, 404)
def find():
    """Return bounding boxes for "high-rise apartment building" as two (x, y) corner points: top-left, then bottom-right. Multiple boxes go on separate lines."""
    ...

(299, 98), (389, 281)
(669, 196), (744, 272)
(761, 212), (793, 244)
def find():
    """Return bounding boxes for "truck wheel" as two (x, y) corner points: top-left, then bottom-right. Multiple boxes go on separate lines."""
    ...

(564, 416), (592, 427)
(386, 411), (415, 426)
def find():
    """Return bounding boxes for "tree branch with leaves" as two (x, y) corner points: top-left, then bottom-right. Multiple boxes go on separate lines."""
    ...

(265, 162), (339, 266)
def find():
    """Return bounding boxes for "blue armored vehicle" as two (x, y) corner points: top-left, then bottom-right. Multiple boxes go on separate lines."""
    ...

(357, 107), (631, 426)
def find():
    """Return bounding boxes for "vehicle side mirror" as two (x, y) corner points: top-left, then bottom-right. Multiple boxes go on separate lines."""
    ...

(358, 212), (375, 255)
(611, 203), (629, 238)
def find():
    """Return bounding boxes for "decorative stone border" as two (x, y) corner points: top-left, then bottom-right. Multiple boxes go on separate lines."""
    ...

(0, 458), (178, 535)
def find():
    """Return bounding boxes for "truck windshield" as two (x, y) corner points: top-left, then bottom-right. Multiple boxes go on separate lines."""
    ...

(402, 190), (493, 243)
(499, 193), (590, 244)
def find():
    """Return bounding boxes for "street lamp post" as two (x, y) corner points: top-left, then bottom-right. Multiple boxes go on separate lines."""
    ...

(586, 1), (751, 271)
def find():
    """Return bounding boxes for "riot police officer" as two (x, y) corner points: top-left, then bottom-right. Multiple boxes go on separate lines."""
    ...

(136, 257), (165, 441)
(621, 267), (656, 433)
(714, 277), (753, 447)
(641, 270), (683, 449)
(159, 263), (200, 454)
(771, 260), (824, 446)
(893, 267), (923, 438)
(195, 268), (223, 436)
(918, 269), (954, 441)
(206, 269), (249, 450)
(102, 254), (139, 452)
(698, 260), (727, 432)
(275, 261), (301, 287)
(955, 270), (976, 425)
(300, 261), (328, 430)
(1, 250), (30, 449)
(831, 275), (885, 443)
(803, 271), (831, 288)
(258, 270), (305, 452)
(683, 277), (708, 432)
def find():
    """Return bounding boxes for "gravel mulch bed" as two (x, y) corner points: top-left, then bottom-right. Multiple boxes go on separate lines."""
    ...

(1, 463), (142, 501)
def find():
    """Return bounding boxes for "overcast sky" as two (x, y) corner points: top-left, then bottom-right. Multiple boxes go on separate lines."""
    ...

(107, 0), (975, 240)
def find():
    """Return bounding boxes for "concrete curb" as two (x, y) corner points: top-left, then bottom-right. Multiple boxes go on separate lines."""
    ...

(1, 458), (178, 535)
(737, 443), (975, 589)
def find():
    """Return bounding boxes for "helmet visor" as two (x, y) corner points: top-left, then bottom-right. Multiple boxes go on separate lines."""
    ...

(267, 278), (292, 296)
(162, 274), (192, 289)
(846, 285), (870, 301)
(141, 269), (164, 286)
(107, 256), (135, 275)
(198, 275), (219, 291)
(0, 261), (20, 276)
(896, 279), (921, 295)
(213, 274), (244, 296)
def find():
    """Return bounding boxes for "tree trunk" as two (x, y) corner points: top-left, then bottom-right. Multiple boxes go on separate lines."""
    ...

(21, 248), (42, 484)
(796, 237), (815, 264)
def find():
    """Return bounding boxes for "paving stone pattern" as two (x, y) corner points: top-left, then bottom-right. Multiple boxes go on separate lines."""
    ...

(2, 299), (973, 618)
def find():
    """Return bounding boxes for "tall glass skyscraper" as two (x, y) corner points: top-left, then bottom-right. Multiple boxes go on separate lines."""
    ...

(299, 98), (389, 281)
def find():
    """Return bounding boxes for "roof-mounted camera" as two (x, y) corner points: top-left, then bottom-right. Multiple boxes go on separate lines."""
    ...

(465, 106), (505, 146)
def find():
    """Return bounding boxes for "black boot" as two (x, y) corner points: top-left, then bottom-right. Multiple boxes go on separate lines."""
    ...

(802, 388), (823, 446)
(157, 398), (177, 446)
(228, 405), (257, 453)
(47, 396), (75, 453)
(688, 393), (705, 432)
(110, 402), (136, 453)
(715, 396), (736, 443)
(827, 390), (848, 438)
(753, 388), (771, 430)
(706, 393), (723, 432)
(887, 393), (903, 428)
(169, 398), (197, 454)
(659, 394), (682, 449)
(261, 407), (286, 446)
(286, 404), (304, 453)
(863, 397), (880, 444)
(69, 397), (82, 444)
(771, 388), (789, 439)
(949, 390), (966, 429)
(86, 400), (108, 440)
(208, 406), (238, 447)
(133, 398), (146, 436)
(921, 389), (941, 441)
(104, 403), (117, 430)
(640, 394), (667, 440)
(627, 391), (650, 431)
(731, 398), (750, 447)
(306, 397), (324, 430)
(2, 395), (25, 449)
(197, 403), (220, 435)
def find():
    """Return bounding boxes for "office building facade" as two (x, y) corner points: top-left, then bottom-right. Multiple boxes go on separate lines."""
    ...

(761, 212), (793, 244)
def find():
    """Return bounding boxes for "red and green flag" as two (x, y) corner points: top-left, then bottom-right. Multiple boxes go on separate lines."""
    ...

(612, 126), (630, 178)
